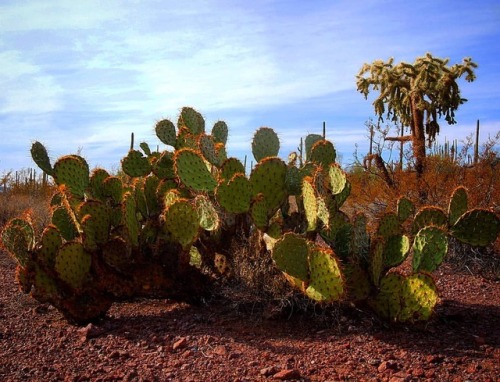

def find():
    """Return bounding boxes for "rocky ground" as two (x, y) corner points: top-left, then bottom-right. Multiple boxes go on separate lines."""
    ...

(0, 250), (499, 382)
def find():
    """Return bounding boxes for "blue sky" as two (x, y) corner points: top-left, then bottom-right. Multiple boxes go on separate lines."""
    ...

(1, 0), (499, 174)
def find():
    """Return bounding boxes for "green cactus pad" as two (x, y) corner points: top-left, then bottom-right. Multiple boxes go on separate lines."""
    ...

(212, 121), (228, 145)
(144, 175), (161, 216)
(175, 128), (199, 150)
(397, 196), (415, 222)
(163, 199), (200, 250)
(38, 225), (62, 268)
(52, 205), (79, 241)
(32, 265), (59, 301)
(122, 191), (139, 247)
(139, 142), (152, 156)
(249, 157), (287, 213)
(219, 157), (245, 182)
(77, 201), (111, 245)
(317, 195), (330, 228)
(351, 212), (370, 263)
(344, 264), (371, 301)
(304, 134), (323, 161)
(376, 213), (401, 239)
(215, 143), (227, 165)
(55, 241), (92, 289)
(272, 233), (310, 281)
(251, 127), (280, 162)
(327, 164), (347, 195)
(305, 246), (344, 303)
(1, 218), (35, 267)
(285, 165), (301, 195)
(89, 168), (110, 201)
(151, 151), (175, 180)
(102, 176), (123, 205)
(102, 237), (133, 272)
(309, 140), (336, 168)
(383, 234), (410, 268)
(30, 141), (54, 176)
(370, 238), (385, 286)
(399, 273), (438, 322)
(178, 107), (205, 135)
(199, 134), (219, 166)
(121, 150), (152, 178)
(412, 206), (448, 234)
(174, 148), (217, 192)
(448, 186), (468, 226)
(194, 195), (220, 231)
(450, 208), (500, 247)
(302, 177), (318, 231)
(250, 194), (269, 230)
(155, 119), (177, 146)
(371, 272), (404, 321)
(53, 155), (90, 198)
(216, 173), (252, 214)
(412, 226), (448, 272)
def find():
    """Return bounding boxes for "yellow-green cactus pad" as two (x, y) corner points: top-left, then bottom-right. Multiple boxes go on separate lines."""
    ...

(272, 233), (310, 281)
(251, 127), (280, 162)
(450, 208), (500, 247)
(412, 226), (448, 272)
(55, 241), (92, 289)
(174, 148), (217, 192)
(216, 173), (252, 214)
(305, 246), (344, 303)
(53, 155), (90, 198)
(164, 199), (200, 250)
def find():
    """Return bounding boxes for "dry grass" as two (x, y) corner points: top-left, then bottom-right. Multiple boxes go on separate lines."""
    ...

(0, 190), (52, 234)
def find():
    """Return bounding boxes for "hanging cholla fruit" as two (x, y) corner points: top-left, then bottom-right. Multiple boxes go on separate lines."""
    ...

(448, 186), (468, 226)
(219, 157), (245, 182)
(52, 205), (79, 241)
(450, 208), (500, 247)
(151, 151), (175, 180)
(250, 193), (269, 230)
(89, 168), (110, 201)
(412, 206), (448, 234)
(370, 272), (404, 321)
(383, 234), (410, 268)
(0, 218), (34, 267)
(216, 173), (252, 214)
(194, 195), (220, 231)
(53, 155), (90, 198)
(163, 199), (200, 250)
(122, 191), (140, 247)
(121, 150), (152, 178)
(174, 148), (217, 192)
(272, 233), (310, 281)
(376, 213), (401, 239)
(178, 106), (205, 135)
(304, 134), (323, 161)
(251, 127), (280, 162)
(397, 196), (415, 223)
(249, 157), (287, 213)
(412, 226), (448, 272)
(302, 177), (318, 232)
(55, 241), (92, 289)
(38, 225), (62, 268)
(30, 141), (54, 176)
(212, 121), (228, 145)
(309, 140), (336, 168)
(305, 246), (344, 303)
(103, 176), (123, 205)
(327, 163), (347, 195)
(399, 273), (438, 322)
(155, 119), (177, 147)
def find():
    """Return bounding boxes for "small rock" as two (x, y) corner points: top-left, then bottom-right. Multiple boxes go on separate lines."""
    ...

(172, 337), (187, 350)
(273, 369), (301, 380)
(213, 345), (228, 356)
(377, 361), (397, 373)
(260, 366), (279, 376)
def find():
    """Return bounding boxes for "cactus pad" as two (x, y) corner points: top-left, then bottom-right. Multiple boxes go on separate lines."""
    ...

(412, 226), (448, 272)
(309, 140), (336, 168)
(302, 177), (318, 231)
(399, 273), (438, 322)
(194, 195), (220, 231)
(397, 196), (415, 222)
(155, 119), (177, 146)
(305, 246), (344, 303)
(53, 155), (90, 198)
(251, 127), (280, 162)
(450, 208), (500, 247)
(52, 206), (79, 241)
(249, 157), (287, 212)
(216, 173), (252, 214)
(89, 168), (110, 201)
(122, 191), (139, 247)
(151, 151), (175, 180)
(412, 206), (448, 234)
(376, 213), (401, 239)
(1, 218), (35, 267)
(250, 194), (269, 230)
(174, 148), (217, 192)
(198, 134), (219, 166)
(121, 150), (152, 178)
(220, 157), (245, 182)
(55, 241), (92, 289)
(327, 164), (347, 195)
(383, 234), (410, 268)
(272, 233), (309, 281)
(448, 186), (468, 226)
(371, 272), (404, 320)
(163, 199), (200, 250)
(212, 121), (228, 145)
(304, 134), (323, 161)
(38, 225), (62, 268)
(30, 141), (54, 176)
(178, 106), (205, 135)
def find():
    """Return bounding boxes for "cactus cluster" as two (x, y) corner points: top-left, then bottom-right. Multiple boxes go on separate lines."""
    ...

(1, 106), (499, 324)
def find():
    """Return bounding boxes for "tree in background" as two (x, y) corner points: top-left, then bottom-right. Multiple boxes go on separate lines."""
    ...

(356, 53), (477, 198)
